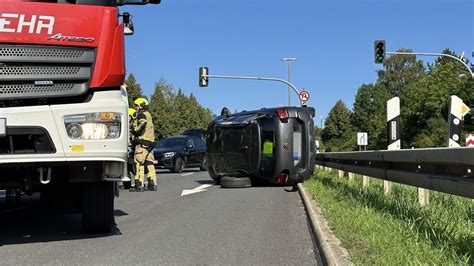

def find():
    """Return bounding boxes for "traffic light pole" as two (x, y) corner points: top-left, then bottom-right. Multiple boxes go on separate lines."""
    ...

(202, 74), (305, 106)
(387, 51), (474, 79)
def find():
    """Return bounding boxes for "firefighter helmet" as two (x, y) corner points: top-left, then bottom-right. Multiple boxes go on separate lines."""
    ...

(133, 98), (149, 109)
(128, 108), (136, 118)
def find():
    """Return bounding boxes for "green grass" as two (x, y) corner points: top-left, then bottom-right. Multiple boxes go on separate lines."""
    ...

(304, 170), (474, 265)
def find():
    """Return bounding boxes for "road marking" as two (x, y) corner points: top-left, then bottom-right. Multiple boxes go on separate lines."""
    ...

(180, 184), (212, 196)
(181, 173), (194, 177)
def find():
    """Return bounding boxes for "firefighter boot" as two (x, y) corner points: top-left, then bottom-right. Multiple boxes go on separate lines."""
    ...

(146, 179), (157, 191)
(129, 180), (144, 192)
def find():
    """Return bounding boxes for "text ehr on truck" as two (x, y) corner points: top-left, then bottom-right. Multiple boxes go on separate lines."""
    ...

(0, 0), (160, 233)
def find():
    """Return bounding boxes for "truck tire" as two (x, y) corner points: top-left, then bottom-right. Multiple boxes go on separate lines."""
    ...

(81, 182), (115, 234)
(220, 176), (251, 188)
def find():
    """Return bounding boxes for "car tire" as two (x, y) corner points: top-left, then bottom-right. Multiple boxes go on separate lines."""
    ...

(199, 156), (208, 171)
(208, 167), (220, 184)
(81, 182), (115, 234)
(220, 176), (252, 188)
(173, 157), (184, 173)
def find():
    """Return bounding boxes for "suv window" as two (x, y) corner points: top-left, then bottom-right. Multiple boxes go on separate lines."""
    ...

(192, 137), (205, 149)
(186, 138), (194, 147)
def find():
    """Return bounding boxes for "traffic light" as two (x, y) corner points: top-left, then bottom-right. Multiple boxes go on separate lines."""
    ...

(374, 40), (385, 64)
(199, 67), (208, 87)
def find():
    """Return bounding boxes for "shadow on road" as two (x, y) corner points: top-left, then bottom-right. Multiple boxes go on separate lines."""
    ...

(194, 179), (216, 185)
(0, 195), (125, 246)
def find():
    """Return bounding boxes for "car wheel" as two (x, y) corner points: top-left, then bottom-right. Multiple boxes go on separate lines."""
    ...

(220, 176), (251, 188)
(174, 157), (184, 173)
(208, 167), (220, 184)
(199, 156), (208, 171)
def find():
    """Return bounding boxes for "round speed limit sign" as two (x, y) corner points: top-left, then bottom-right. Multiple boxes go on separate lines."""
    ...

(299, 90), (310, 102)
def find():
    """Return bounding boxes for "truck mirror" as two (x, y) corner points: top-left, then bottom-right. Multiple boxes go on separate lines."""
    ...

(122, 12), (134, 36)
(199, 67), (209, 87)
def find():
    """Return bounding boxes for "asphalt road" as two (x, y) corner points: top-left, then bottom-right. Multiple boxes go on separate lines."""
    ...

(0, 169), (323, 265)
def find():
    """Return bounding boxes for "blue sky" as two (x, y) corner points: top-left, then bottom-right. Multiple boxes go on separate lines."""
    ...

(123, 0), (473, 123)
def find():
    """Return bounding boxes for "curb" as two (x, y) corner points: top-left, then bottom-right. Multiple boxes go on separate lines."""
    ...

(298, 183), (352, 266)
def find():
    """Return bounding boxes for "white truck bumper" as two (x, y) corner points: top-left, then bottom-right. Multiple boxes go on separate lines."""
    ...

(0, 89), (129, 180)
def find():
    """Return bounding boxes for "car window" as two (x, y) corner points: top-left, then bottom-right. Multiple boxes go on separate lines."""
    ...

(186, 138), (194, 147)
(192, 137), (205, 149)
(159, 138), (186, 148)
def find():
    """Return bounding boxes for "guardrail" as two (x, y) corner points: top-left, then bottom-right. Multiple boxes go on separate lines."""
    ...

(314, 147), (474, 199)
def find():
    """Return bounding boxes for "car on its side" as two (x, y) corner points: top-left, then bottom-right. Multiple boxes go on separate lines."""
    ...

(153, 135), (207, 173)
(206, 106), (315, 187)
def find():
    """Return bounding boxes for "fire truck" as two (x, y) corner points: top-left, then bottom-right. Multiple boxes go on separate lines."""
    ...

(0, 0), (159, 233)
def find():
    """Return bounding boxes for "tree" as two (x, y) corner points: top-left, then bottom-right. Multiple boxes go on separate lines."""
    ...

(149, 78), (213, 138)
(124, 73), (144, 107)
(401, 50), (469, 147)
(149, 78), (175, 139)
(351, 83), (391, 149)
(377, 48), (425, 97)
(322, 100), (354, 151)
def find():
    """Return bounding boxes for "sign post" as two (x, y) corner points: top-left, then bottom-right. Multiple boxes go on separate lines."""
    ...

(448, 95), (470, 147)
(386, 97), (401, 195)
(198, 67), (308, 107)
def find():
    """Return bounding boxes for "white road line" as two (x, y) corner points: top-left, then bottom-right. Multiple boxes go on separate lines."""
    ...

(180, 173), (194, 177)
(180, 184), (213, 196)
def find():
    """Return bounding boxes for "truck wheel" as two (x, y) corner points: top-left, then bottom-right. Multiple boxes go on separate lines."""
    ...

(81, 182), (115, 234)
(122, 181), (131, 190)
(220, 176), (251, 188)
(173, 157), (184, 173)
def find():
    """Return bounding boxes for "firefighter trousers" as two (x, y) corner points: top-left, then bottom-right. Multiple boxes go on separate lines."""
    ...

(134, 144), (157, 186)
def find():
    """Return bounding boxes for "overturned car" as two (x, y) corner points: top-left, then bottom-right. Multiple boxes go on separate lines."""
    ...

(206, 106), (315, 187)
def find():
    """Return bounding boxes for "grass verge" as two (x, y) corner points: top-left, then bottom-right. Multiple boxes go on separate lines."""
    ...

(304, 170), (473, 265)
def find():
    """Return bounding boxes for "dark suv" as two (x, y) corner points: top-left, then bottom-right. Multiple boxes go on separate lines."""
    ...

(153, 135), (207, 173)
(206, 106), (315, 186)
(182, 129), (207, 142)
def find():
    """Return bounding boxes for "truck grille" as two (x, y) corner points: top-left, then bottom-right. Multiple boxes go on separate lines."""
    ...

(0, 44), (94, 100)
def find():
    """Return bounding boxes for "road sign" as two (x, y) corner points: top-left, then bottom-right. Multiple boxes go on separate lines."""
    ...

(461, 102), (470, 117)
(466, 134), (474, 147)
(299, 90), (310, 102)
(357, 132), (368, 146)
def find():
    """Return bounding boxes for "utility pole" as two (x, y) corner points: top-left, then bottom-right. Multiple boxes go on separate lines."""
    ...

(281, 57), (297, 106)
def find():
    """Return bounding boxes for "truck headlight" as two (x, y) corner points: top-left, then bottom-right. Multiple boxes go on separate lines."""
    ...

(64, 112), (121, 140)
(164, 152), (176, 158)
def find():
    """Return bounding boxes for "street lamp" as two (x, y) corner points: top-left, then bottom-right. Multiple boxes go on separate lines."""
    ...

(281, 57), (297, 106)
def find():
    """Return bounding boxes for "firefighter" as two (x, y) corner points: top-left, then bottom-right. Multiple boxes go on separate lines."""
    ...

(130, 97), (157, 192)
(126, 108), (138, 189)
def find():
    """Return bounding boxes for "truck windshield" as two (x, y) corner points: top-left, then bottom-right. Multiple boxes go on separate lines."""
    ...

(10, 0), (116, 6)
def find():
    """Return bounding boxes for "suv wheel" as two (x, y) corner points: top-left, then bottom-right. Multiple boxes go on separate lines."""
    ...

(199, 157), (208, 171)
(173, 157), (184, 173)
